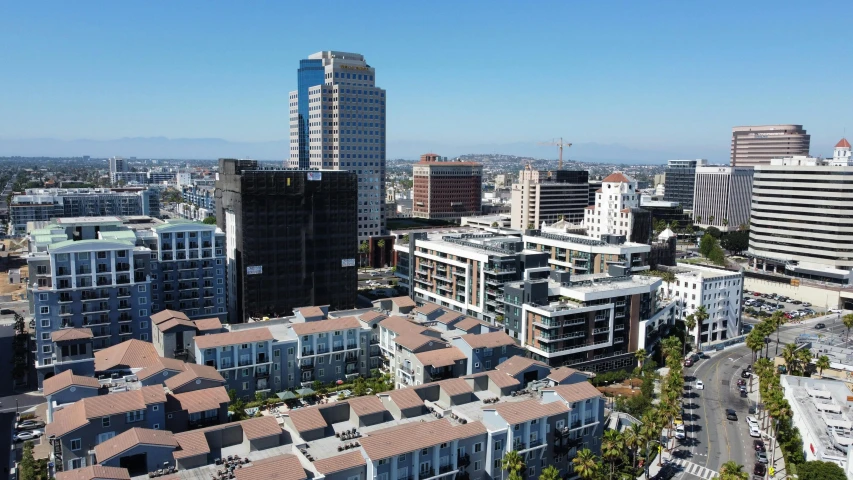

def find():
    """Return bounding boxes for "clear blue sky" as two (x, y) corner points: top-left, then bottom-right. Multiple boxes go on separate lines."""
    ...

(1, 1), (851, 160)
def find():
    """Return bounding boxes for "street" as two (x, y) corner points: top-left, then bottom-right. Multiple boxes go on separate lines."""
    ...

(667, 310), (848, 480)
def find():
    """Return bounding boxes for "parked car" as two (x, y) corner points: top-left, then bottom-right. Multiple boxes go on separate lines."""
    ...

(14, 430), (43, 442)
(753, 292), (761, 296)
(754, 463), (766, 476)
(815, 323), (826, 330)
(15, 420), (45, 431)
(749, 424), (761, 437)
(737, 379), (746, 387)
(684, 358), (694, 367)
(754, 440), (766, 452)
(675, 424), (686, 439)
(726, 409), (738, 421)
(0, 308), (14, 315)
(742, 369), (752, 378)
(746, 416), (759, 428)
(756, 451), (768, 464)
(791, 300), (802, 305)
(802, 302), (811, 307)
(695, 380), (704, 390)
(829, 308), (843, 314)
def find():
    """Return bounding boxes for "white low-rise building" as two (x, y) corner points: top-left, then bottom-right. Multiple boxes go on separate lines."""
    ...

(666, 264), (743, 345)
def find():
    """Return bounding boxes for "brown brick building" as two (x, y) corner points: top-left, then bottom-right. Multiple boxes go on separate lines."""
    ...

(412, 153), (482, 221)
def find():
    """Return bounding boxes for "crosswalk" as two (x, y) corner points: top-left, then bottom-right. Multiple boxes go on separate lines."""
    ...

(669, 458), (719, 480)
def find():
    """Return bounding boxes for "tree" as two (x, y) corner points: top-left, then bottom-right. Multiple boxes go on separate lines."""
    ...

(501, 450), (525, 476)
(720, 230), (749, 254)
(817, 355), (831, 377)
(658, 270), (675, 298)
(707, 242), (726, 265)
(699, 234), (715, 257)
(693, 306), (709, 351)
(781, 343), (799, 374)
(717, 461), (749, 480)
(770, 310), (785, 355)
(539, 465), (560, 480)
(684, 314), (697, 354)
(706, 226), (722, 239)
(843, 314), (853, 342)
(601, 429), (624, 480)
(634, 348), (647, 370)
(746, 328), (765, 363)
(708, 215), (716, 226)
(491, 222), (499, 228)
(202, 216), (216, 225)
(377, 239), (386, 267)
(722, 218), (729, 228)
(797, 460), (847, 480)
(623, 422), (643, 470)
(572, 448), (600, 480)
(695, 215), (702, 225)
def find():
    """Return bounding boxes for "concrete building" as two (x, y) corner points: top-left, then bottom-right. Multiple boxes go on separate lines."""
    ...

(393, 233), (549, 325)
(11, 188), (160, 234)
(748, 143), (853, 284)
(288, 51), (387, 241)
(584, 173), (642, 240)
(510, 170), (590, 230)
(215, 159), (358, 321)
(522, 229), (651, 275)
(665, 264), (743, 345)
(109, 157), (128, 185)
(501, 269), (676, 372)
(731, 124), (810, 167)
(587, 181), (602, 207)
(412, 154), (482, 221)
(692, 166), (754, 231)
(663, 159), (707, 210)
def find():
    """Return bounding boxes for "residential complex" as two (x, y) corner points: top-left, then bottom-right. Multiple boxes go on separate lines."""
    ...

(27, 216), (227, 387)
(108, 156), (128, 184)
(178, 184), (215, 220)
(11, 188), (160, 234)
(730, 124), (810, 167)
(287, 50), (387, 241)
(584, 172), (649, 242)
(692, 166), (754, 231)
(662, 159), (707, 210)
(510, 170), (590, 230)
(412, 154), (482, 221)
(501, 268), (676, 372)
(215, 159), (358, 321)
(522, 229), (651, 275)
(665, 264), (743, 344)
(747, 141), (853, 284)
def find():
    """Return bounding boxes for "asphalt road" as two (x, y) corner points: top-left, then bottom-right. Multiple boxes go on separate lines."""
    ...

(670, 310), (849, 479)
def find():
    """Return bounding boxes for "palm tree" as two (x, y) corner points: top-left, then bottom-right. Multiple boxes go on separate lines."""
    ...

(501, 450), (525, 477)
(693, 306), (709, 351)
(601, 429), (624, 480)
(659, 271), (676, 298)
(843, 314), (853, 342)
(817, 355), (831, 377)
(718, 461), (749, 480)
(781, 343), (798, 374)
(695, 215), (702, 225)
(623, 423), (643, 470)
(684, 314), (697, 356)
(539, 465), (560, 480)
(708, 215), (716, 225)
(634, 348), (647, 371)
(572, 448), (600, 480)
(746, 329), (764, 363)
(796, 347), (812, 376)
(770, 310), (785, 355)
(377, 239), (386, 268)
(722, 218), (729, 228)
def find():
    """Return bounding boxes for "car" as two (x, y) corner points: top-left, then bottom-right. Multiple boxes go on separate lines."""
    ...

(815, 323), (826, 330)
(737, 379), (746, 387)
(0, 308), (14, 315)
(695, 380), (704, 390)
(741, 389), (748, 398)
(784, 312), (793, 319)
(15, 420), (45, 431)
(791, 300), (802, 305)
(742, 369), (752, 378)
(804, 308), (815, 314)
(726, 409), (738, 421)
(14, 430), (43, 442)
(749, 424), (761, 437)
(756, 451), (768, 464)
(753, 292), (761, 296)
(675, 424), (686, 439)
(830, 308), (843, 314)
(802, 302), (811, 307)
(684, 358), (694, 367)
(775, 304), (784, 310)
(754, 440), (766, 452)
(746, 416), (759, 428)
(754, 463), (767, 476)
(674, 413), (683, 425)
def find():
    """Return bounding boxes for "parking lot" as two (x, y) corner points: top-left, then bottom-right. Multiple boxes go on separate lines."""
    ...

(742, 290), (835, 322)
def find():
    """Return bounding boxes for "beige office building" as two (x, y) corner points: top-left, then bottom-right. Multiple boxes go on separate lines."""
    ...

(730, 124), (810, 167)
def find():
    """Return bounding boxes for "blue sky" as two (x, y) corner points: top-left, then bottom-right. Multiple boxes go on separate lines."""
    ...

(1, 1), (851, 161)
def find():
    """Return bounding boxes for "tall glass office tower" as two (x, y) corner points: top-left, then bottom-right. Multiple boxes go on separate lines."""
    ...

(288, 51), (387, 241)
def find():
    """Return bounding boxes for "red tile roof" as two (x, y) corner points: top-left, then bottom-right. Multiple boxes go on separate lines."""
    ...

(435, 311), (464, 325)
(453, 317), (487, 332)
(56, 466), (130, 480)
(95, 339), (162, 372)
(414, 302), (442, 315)
(485, 370), (521, 388)
(394, 333), (442, 352)
(94, 428), (177, 462)
(459, 331), (515, 349)
(294, 306), (326, 320)
(151, 309), (190, 325)
(433, 378), (472, 396)
(291, 316), (361, 335)
(547, 366), (581, 383)
(544, 382), (603, 403)
(379, 316), (426, 335)
(416, 347), (467, 368)
(235, 455), (306, 480)
(360, 311), (387, 322)
(313, 450), (367, 474)
(494, 356), (548, 376)
(240, 416), (282, 440)
(42, 369), (101, 396)
(390, 296), (416, 308)
(602, 172), (633, 183)
(194, 328), (275, 349)
(167, 386), (230, 414)
(163, 363), (224, 390)
(486, 398), (569, 424)
(385, 388), (424, 410)
(172, 430), (209, 459)
(193, 317), (223, 332)
(287, 406), (327, 433)
(360, 419), (486, 460)
(47, 386), (166, 437)
(837, 138), (851, 148)
(136, 357), (187, 381)
(347, 395), (387, 417)
(51, 328), (93, 342)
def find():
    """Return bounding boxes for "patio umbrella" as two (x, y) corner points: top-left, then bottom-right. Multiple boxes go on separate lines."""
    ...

(296, 387), (316, 396)
(277, 391), (298, 400)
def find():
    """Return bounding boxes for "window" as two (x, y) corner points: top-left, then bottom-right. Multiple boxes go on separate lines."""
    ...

(70, 439), (81, 451)
(494, 440), (502, 451)
(242, 382), (249, 390)
(140, 321), (148, 329)
(152, 405), (159, 411)
(41, 319), (50, 328)
(243, 369), (249, 377)
(69, 458), (84, 470)
(422, 448), (429, 455)
(153, 424), (160, 429)
(139, 297), (147, 305)
(398, 454), (406, 461)
(474, 461), (481, 471)
(140, 333), (149, 341)
(138, 285), (147, 292)
(319, 369), (325, 377)
(102, 417), (111, 427)
(139, 309), (148, 317)
(41, 332), (50, 341)
(42, 345), (52, 354)
(39, 293), (48, 301)
(528, 468), (535, 477)
(378, 459), (388, 466)
(40, 306), (49, 315)
(126, 410), (145, 423)
(97, 432), (115, 443)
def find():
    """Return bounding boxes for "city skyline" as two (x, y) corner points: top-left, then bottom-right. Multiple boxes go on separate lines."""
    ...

(2, 1), (852, 162)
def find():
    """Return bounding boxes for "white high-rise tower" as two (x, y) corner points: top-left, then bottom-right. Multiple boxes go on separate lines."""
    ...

(288, 51), (387, 241)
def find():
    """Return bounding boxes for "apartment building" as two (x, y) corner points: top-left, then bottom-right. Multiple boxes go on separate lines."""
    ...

(691, 166), (754, 231)
(731, 124), (810, 167)
(109, 157), (128, 184)
(11, 188), (160, 234)
(501, 268), (676, 372)
(663, 159), (707, 210)
(522, 229), (651, 274)
(216, 159), (358, 321)
(394, 233), (548, 325)
(179, 184), (215, 220)
(584, 173), (646, 242)
(412, 154), (483, 221)
(666, 264), (743, 344)
(748, 143), (853, 284)
(510, 169), (590, 230)
(288, 50), (387, 241)
(43, 339), (229, 474)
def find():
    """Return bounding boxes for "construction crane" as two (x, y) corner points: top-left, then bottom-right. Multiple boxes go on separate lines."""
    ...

(537, 137), (573, 170)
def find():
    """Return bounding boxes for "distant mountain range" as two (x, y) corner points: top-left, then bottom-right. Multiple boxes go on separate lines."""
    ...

(0, 136), (730, 164)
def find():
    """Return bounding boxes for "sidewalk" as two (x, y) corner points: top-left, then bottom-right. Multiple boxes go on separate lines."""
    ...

(749, 375), (786, 480)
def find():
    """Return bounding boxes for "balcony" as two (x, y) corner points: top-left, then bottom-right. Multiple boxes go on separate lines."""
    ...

(81, 291), (109, 301)
(118, 303), (131, 311)
(457, 454), (470, 467)
(58, 294), (73, 303)
(332, 345), (344, 352)
(300, 362), (314, 371)
(399, 365), (414, 376)
(118, 315), (133, 322)
(58, 309), (74, 317)
(538, 331), (586, 343)
(76, 267), (91, 275)
(255, 369), (270, 378)
(56, 267), (71, 276)
(592, 327), (610, 335)
(238, 359), (253, 367)
(419, 469), (435, 480)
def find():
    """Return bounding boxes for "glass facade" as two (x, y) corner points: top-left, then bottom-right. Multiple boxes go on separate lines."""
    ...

(297, 59), (325, 169)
